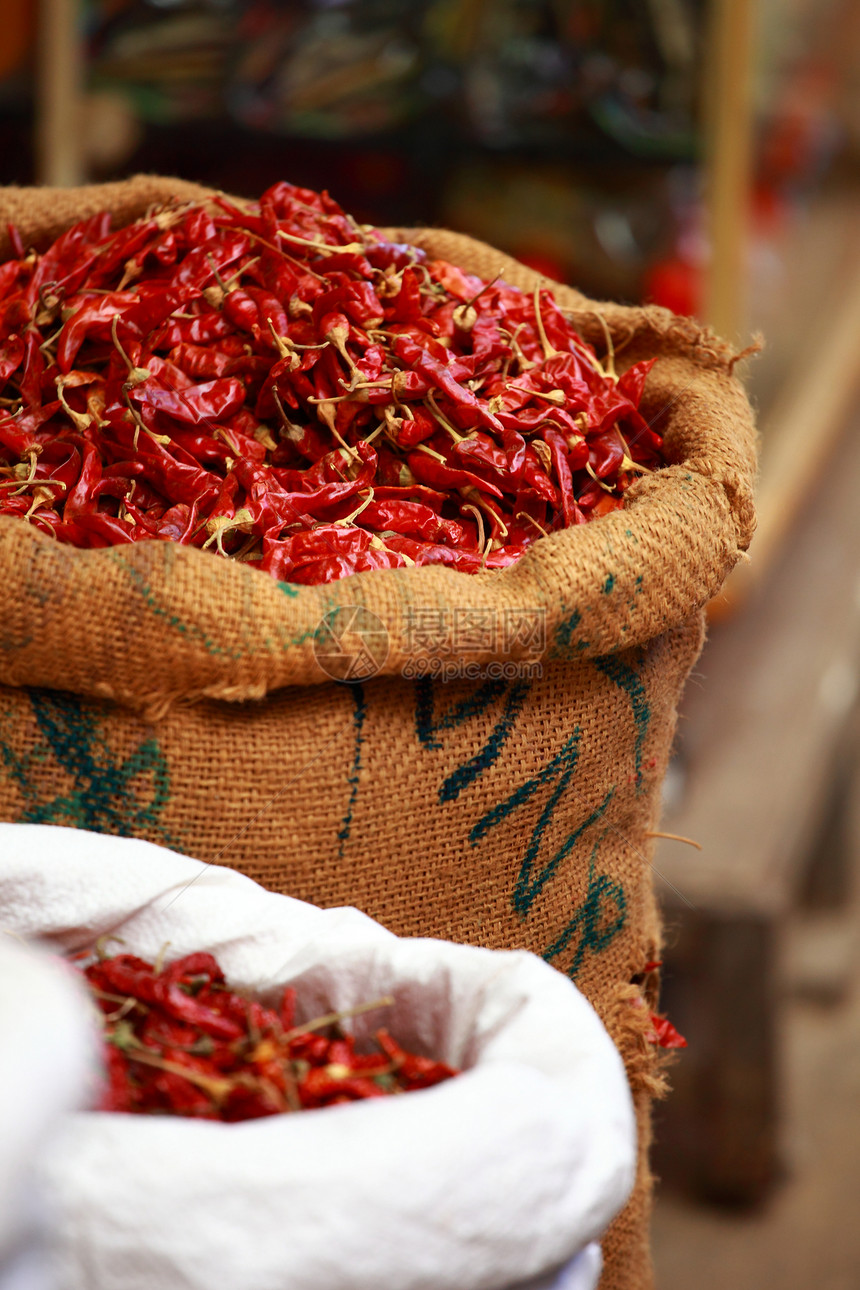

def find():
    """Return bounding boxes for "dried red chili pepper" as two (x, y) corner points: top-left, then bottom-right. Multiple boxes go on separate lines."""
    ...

(74, 946), (459, 1121)
(0, 180), (663, 581)
(134, 377), (246, 428)
(407, 449), (505, 500)
(648, 1013), (688, 1049)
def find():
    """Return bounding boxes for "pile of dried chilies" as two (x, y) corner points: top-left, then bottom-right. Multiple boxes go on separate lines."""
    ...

(0, 183), (663, 583)
(78, 946), (458, 1120)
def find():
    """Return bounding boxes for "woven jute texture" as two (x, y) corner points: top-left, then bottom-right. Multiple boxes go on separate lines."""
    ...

(0, 177), (758, 1290)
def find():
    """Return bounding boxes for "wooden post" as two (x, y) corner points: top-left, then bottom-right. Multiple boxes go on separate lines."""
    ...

(703, 0), (756, 342)
(36, 0), (86, 187)
(653, 909), (779, 1204)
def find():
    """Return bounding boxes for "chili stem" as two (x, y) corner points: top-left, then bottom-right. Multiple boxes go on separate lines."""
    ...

(461, 502), (485, 551)
(516, 511), (549, 538)
(425, 390), (467, 444)
(122, 1047), (235, 1103)
(533, 286), (558, 362)
(281, 995), (394, 1042)
(594, 312), (617, 381)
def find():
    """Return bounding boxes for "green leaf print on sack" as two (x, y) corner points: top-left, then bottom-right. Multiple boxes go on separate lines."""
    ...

(0, 689), (178, 846)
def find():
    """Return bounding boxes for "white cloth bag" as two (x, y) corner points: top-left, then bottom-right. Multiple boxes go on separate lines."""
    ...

(0, 823), (636, 1290)
(0, 936), (96, 1290)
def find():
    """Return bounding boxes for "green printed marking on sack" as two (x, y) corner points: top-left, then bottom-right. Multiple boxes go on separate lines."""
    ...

(542, 834), (626, 980)
(116, 556), (315, 657)
(414, 677), (530, 803)
(337, 682), (367, 858)
(117, 558), (238, 659)
(471, 728), (579, 913)
(412, 678), (621, 935)
(470, 721), (615, 916)
(415, 677), (506, 751)
(549, 609), (582, 660)
(595, 654), (650, 790)
(0, 690), (178, 846)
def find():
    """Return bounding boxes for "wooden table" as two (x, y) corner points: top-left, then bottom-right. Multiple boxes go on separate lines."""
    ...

(651, 407), (860, 1204)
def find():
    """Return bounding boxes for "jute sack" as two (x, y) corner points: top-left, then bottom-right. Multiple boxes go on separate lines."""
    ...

(0, 178), (757, 1290)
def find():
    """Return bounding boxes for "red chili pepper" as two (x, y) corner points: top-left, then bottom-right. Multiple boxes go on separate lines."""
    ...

(149, 500), (200, 543)
(375, 1029), (458, 1088)
(99, 1044), (137, 1113)
(387, 266), (425, 325)
(449, 431), (511, 484)
(6, 223), (25, 260)
(57, 293), (137, 372)
(385, 405), (431, 448)
(381, 534), (516, 571)
(0, 334), (25, 384)
(85, 217), (160, 289)
(62, 438), (101, 518)
(407, 448), (505, 500)
(28, 212), (112, 303)
(171, 233), (250, 292)
(222, 289), (261, 334)
(124, 284), (198, 338)
(18, 330), (48, 412)
(355, 499), (466, 546)
(648, 1013), (688, 1049)
(145, 228), (180, 268)
(372, 483), (447, 508)
(129, 439), (221, 510)
(588, 427), (626, 479)
(154, 311), (237, 349)
(542, 427), (581, 526)
(280, 987), (297, 1031)
(242, 286), (289, 347)
(365, 237), (427, 273)
(165, 342), (234, 381)
(134, 378), (246, 428)
(424, 259), (484, 302)
(314, 280), (384, 330)
(0, 290), (31, 337)
(0, 410), (40, 460)
(391, 333), (504, 434)
(0, 183), (662, 578)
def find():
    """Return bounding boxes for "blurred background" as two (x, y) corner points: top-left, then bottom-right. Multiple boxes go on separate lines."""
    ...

(3, 1), (860, 1283)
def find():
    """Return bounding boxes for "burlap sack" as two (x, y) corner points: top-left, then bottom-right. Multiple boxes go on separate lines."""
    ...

(0, 177), (757, 1290)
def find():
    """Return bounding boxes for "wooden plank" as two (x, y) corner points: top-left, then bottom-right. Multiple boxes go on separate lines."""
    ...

(718, 253), (860, 612)
(653, 411), (860, 1204)
(798, 705), (860, 910)
(36, 0), (86, 187)
(656, 407), (860, 914)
